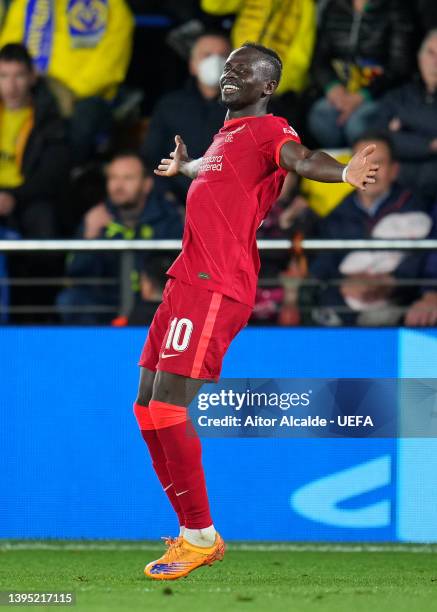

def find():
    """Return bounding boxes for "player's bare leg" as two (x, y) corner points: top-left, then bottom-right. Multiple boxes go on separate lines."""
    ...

(143, 370), (225, 580)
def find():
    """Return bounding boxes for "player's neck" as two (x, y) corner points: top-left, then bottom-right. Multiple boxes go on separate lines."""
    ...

(226, 101), (270, 121)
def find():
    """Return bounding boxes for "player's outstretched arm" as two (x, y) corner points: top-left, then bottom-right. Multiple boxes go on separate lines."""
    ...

(279, 141), (379, 190)
(154, 135), (203, 180)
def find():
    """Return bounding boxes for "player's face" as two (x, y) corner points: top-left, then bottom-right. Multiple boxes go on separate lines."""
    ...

(220, 48), (276, 110)
(0, 61), (35, 109)
(106, 157), (147, 207)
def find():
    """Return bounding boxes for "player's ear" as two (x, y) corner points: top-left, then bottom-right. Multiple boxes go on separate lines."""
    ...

(263, 80), (278, 96)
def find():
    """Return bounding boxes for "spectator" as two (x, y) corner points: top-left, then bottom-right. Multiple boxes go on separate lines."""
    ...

(141, 32), (230, 202)
(0, 0), (134, 166)
(405, 203), (437, 327)
(372, 30), (437, 205)
(257, 175), (318, 241)
(0, 225), (20, 323)
(56, 152), (183, 325)
(252, 173), (320, 326)
(0, 43), (68, 238)
(308, 133), (429, 326)
(308, 0), (415, 148)
(113, 255), (174, 327)
(252, 175), (306, 326)
(201, 0), (316, 96)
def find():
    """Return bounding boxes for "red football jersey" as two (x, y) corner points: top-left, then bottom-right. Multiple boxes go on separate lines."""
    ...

(166, 114), (300, 307)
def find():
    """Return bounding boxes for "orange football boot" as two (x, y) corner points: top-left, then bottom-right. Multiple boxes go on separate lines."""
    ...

(144, 533), (225, 580)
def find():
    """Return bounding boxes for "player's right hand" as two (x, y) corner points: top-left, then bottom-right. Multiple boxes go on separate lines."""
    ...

(154, 135), (189, 177)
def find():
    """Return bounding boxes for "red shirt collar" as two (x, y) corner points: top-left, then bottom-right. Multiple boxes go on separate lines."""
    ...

(223, 113), (273, 127)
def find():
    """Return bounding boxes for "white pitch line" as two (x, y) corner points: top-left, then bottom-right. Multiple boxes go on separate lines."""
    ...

(0, 542), (436, 553)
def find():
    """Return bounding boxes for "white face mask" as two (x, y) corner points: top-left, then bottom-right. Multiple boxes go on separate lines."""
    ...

(197, 54), (226, 88)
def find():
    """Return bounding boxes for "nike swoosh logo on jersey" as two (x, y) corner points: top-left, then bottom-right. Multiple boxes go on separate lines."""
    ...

(229, 124), (246, 135)
(161, 353), (179, 359)
(225, 123), (246, 142)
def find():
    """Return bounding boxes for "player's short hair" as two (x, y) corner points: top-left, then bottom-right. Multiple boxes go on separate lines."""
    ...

(241, 42), (283, 83)
(0, 43), (33, 71)
(352, 131), (396, 160)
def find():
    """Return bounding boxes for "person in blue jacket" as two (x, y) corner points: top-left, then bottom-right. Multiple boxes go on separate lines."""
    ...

(405, 202), (437, 327)
(56, 152), (184, 324)
(372, 29), (437, 205)
(308, 133), (428, 326)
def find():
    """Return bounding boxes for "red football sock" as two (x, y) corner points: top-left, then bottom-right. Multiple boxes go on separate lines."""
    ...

(149, 400), (213, 530)
(133, 402), (185, 527)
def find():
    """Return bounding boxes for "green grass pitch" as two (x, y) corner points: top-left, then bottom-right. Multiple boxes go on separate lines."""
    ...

(1, 542), (437, 612)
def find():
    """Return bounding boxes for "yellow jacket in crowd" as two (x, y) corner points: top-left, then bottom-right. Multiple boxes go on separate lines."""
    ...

(0, 0), (134, 99)
(201, 0), (316, 95)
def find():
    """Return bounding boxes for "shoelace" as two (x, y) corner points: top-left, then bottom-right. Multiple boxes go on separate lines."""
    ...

(161, 536), (178, 548)
(161, 536), (182, 549)
(166, 536), (182, 563)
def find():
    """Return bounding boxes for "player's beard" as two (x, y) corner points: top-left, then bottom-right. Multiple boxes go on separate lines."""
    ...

(221, 95), (250, 111)
(220, 85), (248, 110)
(222, 88), (267, 111)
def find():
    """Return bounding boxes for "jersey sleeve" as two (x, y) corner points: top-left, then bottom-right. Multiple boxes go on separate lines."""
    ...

(259, 117), (301, 168)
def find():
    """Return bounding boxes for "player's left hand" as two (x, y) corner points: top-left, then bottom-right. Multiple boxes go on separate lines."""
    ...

(346, 144), (379, 190)
(154, 135), (189, 177)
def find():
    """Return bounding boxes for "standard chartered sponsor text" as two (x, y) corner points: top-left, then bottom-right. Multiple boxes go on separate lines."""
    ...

(200, 155), (223, 172)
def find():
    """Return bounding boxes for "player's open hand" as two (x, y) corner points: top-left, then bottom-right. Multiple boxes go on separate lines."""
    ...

(346, 144), (379, 190)
(154, 135), (189, 177)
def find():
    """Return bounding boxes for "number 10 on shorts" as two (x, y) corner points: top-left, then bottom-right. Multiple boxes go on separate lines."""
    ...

(165, 317), (193, 352)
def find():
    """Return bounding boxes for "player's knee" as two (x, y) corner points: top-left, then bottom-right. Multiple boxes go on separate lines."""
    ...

(133, 399), (155, 431)
(133, 401), (142, 422)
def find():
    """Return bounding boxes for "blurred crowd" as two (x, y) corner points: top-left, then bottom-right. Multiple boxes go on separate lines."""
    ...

(1, 0), (437, 327)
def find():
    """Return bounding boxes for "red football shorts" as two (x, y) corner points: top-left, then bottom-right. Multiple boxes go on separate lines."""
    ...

(139, 277), (252, 381)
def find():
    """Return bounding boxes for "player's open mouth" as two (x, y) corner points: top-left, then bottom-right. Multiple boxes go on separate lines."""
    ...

(222, 85), (240, 94)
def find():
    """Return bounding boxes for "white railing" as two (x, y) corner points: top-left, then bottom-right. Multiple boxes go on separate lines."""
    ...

(1, 239), (436, 319)
(1, 239), (437, 251)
